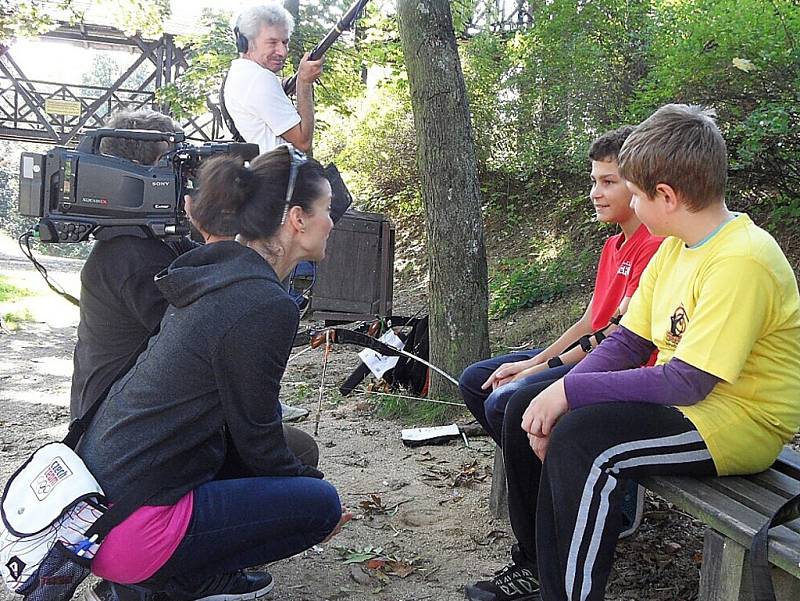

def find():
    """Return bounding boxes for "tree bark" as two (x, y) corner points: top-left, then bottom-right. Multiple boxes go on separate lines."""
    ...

(397, 0), (490, 400)
(284, 0), (300, 22)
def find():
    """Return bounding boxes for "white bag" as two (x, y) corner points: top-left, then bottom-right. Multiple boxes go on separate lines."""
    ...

(1, 442), (106, 596)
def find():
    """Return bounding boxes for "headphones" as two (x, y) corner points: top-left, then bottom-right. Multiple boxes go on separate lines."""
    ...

(234, 26), (249, 54)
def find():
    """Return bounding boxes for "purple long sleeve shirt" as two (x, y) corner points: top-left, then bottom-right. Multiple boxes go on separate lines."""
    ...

(563, 327), (720, 410)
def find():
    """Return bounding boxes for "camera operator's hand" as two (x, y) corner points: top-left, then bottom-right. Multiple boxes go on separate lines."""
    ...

(297, 52), (324, 85)
(321, 507), (353, 543)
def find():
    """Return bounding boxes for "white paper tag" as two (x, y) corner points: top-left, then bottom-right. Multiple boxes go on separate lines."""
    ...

(22, 156), (34, 180)
(358, 330), (405, 378)
(401, 424), (460, 442)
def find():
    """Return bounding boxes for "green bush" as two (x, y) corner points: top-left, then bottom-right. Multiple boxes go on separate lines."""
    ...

(0, 275), (32, 303)
(319, 85), (422, 216)
(489, 245), (593, 319)
(630, 0), (800, 201)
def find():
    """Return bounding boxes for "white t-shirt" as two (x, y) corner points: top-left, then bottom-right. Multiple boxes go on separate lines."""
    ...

(224, 58), (301, 154)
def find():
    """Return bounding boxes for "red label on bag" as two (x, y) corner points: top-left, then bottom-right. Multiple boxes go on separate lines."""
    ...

(30, 457), (73, 501)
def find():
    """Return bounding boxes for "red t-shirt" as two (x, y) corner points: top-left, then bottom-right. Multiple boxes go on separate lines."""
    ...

(590, 224), (663, 330)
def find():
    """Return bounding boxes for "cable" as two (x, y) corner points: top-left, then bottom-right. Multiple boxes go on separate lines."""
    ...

(18, 231), (80, 307)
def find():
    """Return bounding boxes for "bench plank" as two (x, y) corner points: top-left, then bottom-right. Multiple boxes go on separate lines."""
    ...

(706, 477), (800, 535)
(750, 468), (800, 503)
(642, 474), (800, 578)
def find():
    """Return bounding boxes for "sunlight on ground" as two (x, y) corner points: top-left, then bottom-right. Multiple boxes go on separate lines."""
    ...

(31, 356), (74, 378)
(2, 235), (79, 409)
(8, 389), (70, 407)
(0, 238), (81, 329)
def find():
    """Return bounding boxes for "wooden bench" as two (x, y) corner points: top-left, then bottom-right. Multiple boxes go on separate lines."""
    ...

(642, 448), (800, 601)
(489, 447), (800, 601)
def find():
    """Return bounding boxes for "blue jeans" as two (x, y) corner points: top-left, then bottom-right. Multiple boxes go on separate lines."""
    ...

(144, 476), (341, 596)
(459, 349), (574, 445)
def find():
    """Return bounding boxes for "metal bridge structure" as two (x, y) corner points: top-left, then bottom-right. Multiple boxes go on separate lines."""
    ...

(0, 22), (224, 147)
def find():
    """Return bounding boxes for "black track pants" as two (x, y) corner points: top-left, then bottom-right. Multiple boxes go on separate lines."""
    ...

(502, 380), (718, 601)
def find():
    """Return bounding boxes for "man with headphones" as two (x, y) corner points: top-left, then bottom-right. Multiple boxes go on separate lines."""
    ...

(224, 3), (323, 154)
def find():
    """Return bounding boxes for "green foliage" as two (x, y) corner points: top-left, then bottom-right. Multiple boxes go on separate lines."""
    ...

(0, 275), (31, 303)
(374, 392), (467, 425)
(630, 0), (800, 199)
(1, 0), (171, 44)
(489, 245), (593, 319)
(156, 10), (236, 120)
(318, 85), (422, 215)
(96, 0), (171, 37)
(1, 1), (61, 43)
(1, 308), (34, 330)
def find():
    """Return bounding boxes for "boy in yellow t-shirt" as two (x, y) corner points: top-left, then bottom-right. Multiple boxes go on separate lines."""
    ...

(465, 104), (800, 601)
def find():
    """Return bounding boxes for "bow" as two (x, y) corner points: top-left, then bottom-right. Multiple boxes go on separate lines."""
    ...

(311, 327), (460, 387)
(282, 0), (371, 96)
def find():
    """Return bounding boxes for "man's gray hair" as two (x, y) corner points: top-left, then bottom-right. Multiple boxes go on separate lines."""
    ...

(99, 109), (182, 166)
(236, 3), (295, 41)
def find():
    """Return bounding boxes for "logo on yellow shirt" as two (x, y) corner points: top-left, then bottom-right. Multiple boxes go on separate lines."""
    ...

(666, 304), (688, 348)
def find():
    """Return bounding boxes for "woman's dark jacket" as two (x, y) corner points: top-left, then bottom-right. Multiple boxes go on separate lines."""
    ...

(78, 241), (322, 505)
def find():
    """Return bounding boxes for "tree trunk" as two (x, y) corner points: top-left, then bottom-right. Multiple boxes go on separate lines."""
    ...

(284, 0), (299, 22)
(397, 0), (490, 400)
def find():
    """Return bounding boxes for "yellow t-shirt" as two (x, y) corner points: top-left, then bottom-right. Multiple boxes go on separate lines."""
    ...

(622, 214), (800, 475)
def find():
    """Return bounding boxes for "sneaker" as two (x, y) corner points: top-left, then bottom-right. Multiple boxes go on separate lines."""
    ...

(84, 580), (115, 601)
(84, 581), (153, 601)
(280, 402), (309, 423)
(180, 570), (274, 601)
(619, 480), (644, 539)
(465, 546), (541, 601)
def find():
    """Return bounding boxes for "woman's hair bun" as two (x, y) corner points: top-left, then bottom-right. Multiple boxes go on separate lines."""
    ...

(234, 165), (254, 189)
(223, 160), (253, 211)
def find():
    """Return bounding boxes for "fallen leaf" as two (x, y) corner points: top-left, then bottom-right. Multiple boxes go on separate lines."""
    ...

(732, 57), (756, 72)
(385, 560), (416, 578)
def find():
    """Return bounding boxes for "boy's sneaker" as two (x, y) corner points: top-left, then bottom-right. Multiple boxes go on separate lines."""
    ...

(619, 480), (645, 539)
(465, 546), (541, 601)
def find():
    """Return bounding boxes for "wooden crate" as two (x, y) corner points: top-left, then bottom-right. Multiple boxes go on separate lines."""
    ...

(310, 209), (394, 322)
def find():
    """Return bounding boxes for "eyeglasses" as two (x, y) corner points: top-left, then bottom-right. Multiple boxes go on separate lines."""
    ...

(280, 145), (309, 225)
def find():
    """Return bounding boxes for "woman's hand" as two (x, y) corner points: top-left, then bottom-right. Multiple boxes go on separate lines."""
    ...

(482, 358), (536, 390)
(321, 507), (353, 543)
(521, 379), (569, 438)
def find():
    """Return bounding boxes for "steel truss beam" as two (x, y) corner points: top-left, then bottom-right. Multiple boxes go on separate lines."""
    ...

(0, 23), (215, 146)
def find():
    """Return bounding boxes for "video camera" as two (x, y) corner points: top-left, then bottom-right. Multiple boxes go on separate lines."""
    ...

(18, 129), (259, 243)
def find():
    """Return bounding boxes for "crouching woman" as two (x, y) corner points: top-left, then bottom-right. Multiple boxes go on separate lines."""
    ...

(78, 145), (346, 601)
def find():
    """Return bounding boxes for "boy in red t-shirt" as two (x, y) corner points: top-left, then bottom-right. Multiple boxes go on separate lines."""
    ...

(459, 126), (663, 445)
(460, 126), (663, 601)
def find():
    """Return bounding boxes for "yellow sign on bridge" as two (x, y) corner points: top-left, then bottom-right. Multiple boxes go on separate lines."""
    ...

(44, 99), (82, 117)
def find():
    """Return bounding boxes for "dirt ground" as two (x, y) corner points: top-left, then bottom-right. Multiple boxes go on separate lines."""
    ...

(0, 233), (762, 601)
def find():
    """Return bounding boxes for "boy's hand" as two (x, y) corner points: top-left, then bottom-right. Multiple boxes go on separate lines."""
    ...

(528, 432), (550, 461)
(510, 361), (547, 384)
(521, 379), (569, 437)
(481, 359), (535, 390)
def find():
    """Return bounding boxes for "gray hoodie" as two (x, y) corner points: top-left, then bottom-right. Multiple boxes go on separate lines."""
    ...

(78, 240), (322, 505)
